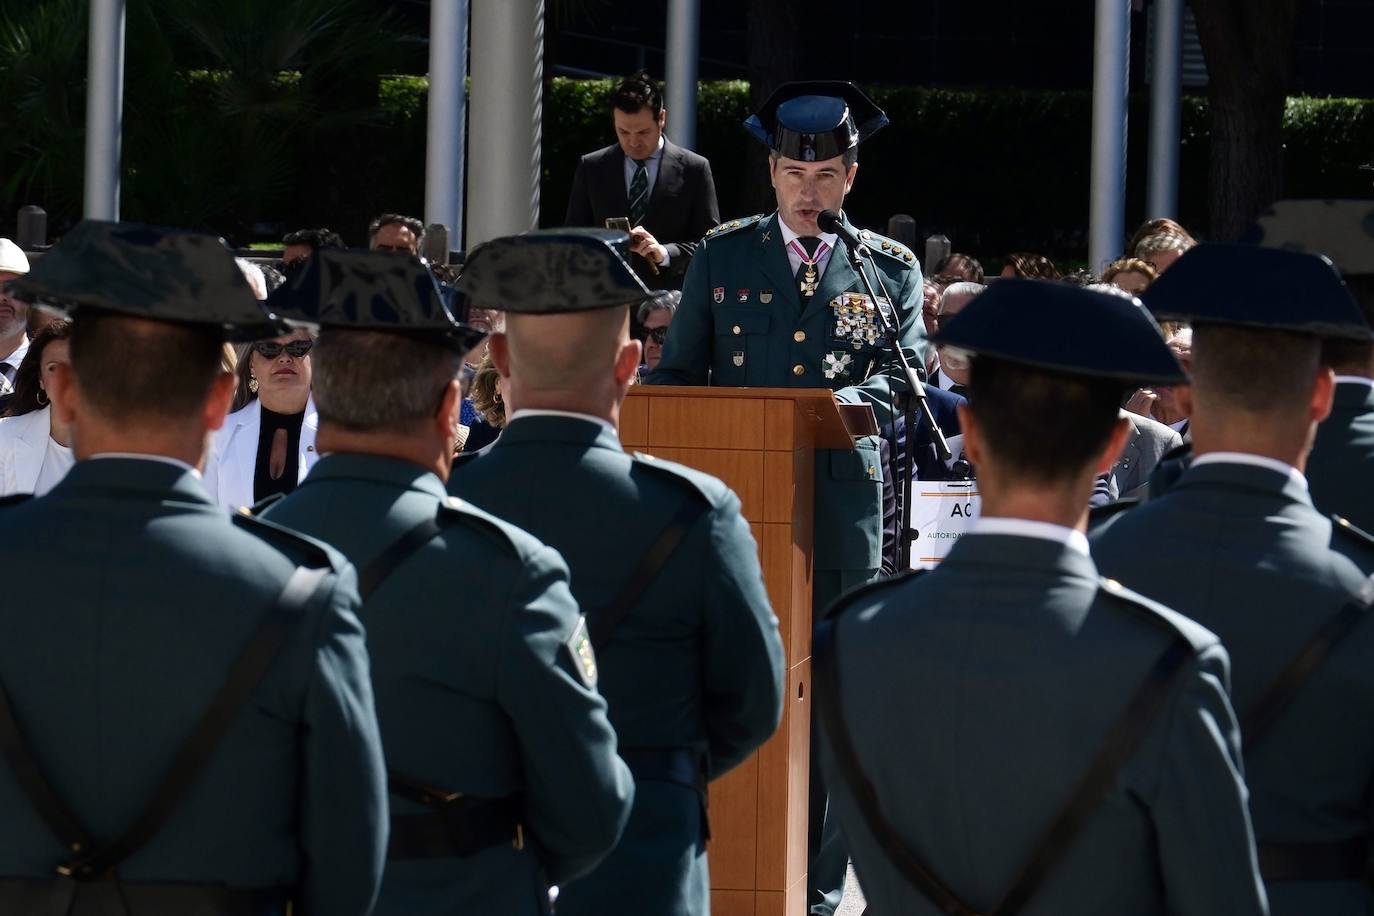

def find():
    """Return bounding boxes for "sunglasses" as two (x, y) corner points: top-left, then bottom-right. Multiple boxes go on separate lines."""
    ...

(253, 340), (313, 359)
(643, 327), (668, 345)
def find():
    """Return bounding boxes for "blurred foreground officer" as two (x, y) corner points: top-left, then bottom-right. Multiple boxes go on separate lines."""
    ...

(453, 230), (785, 916)
(260, 250), (634, 916)
(1092, 245), (1374, 916)
(0, 222), (387, 915)
(818, 281), (1268, 916)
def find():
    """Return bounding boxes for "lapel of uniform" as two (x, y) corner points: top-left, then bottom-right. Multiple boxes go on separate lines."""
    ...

(760, 213), (802, 314)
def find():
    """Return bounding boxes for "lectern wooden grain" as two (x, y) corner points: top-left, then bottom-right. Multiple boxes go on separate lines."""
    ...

(620, 385), (856, 916)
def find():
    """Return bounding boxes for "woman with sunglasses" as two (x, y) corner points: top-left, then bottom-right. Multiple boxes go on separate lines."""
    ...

(203, 328), (320, 511)
(637, 291), (678, 372)
(0, 319), (74, 496)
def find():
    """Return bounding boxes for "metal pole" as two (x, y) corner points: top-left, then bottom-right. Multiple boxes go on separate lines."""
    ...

(665, 0), (700, 151)
(1147, 0), (1183, 220)
(425, 0), (470, 253)
(84, 0), (125, 221)
(467, 0), (544, 247)
(1089, 0), (1131, 272)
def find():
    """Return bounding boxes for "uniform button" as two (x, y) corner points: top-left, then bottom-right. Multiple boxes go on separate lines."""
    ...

(792, 364), (805, 376)
(793, 330), (806, 343)
(732, 325), (742, 335)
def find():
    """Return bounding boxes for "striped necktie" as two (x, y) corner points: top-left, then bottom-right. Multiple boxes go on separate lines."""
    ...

(629, 160), (650, 226)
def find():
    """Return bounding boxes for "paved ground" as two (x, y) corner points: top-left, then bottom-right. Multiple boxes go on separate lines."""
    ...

(836, 864), (866, 915)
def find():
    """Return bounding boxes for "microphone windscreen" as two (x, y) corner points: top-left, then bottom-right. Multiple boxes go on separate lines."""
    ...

(816, 210), (842, 233)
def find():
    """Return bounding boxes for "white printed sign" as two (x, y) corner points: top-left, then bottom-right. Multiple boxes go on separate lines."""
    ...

(908, 479), (981, 569)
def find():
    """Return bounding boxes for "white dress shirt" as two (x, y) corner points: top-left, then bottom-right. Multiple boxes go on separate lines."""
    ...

(779, 216), (838, 280)
(967, 516), (1091, 556)
(507, 408), (617, 437)
(0, 336), (29, 393)
(1191, 451), (1308, 492)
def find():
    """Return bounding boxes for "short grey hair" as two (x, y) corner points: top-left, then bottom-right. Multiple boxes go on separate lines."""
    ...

(939, 281), (986, 313)
(311, 329), (462, 432)
(236, 258), (267, 301)
(637, 290), (680, 325)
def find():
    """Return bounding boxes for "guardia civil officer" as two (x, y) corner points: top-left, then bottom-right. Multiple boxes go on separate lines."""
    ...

(644, 81), (925, 914)
(258, 250), (635, 916)
(0, 222), (387, 915)
(1092, 244), (1374, 916)
(818, 280), (1268, 916)
(451, 229), (785, 916)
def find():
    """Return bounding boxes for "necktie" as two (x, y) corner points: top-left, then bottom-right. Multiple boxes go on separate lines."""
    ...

(629, 161), (650, 226)
(792, 237), (823, 301)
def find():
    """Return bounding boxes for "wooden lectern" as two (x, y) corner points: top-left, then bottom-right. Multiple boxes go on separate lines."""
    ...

(620, 385), (858, 916)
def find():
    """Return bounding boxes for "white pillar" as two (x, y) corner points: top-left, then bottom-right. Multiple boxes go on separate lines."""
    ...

(1147, 0), (1184, 220)
(1089, 0), (1131, 272)
(665, 0), (701, 151)
(84, 0), (125, 221)
(425, 0), (470, 252)
(466, 0), (544, 247)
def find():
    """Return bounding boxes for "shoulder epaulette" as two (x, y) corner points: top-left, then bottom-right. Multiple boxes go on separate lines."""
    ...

(231, 509), (335, 569)
(1088, 497), (1139, 530)
(857, 229), (918, 266)
(820, 568), (927, 623)
(703, 214), (765, 240)
(0, 493), (33, 509)
(244, 492), (285, 517)
(1332, 514), (1374, 550)
(1096, 575), (1204, 647)
(436, 494), (539, 563)
(629, 450), (719, 506)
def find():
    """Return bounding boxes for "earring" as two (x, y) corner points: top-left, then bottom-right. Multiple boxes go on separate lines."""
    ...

(494, 392), (502, 404)
(36, 389), (48, 407)
(249, 374), (258, 394)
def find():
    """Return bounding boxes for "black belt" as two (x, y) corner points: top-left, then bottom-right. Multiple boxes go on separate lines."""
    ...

(387, 794), (524, 861)
(1258, 839), (1369, 883)
(621, 748), (709, 841)
(0, 877), (291, 916)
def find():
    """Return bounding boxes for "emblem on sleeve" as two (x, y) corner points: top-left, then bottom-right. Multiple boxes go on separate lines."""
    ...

(564, 615), (598, 687)
(713, 287), (725, 303)
(822, 352), (853, 380)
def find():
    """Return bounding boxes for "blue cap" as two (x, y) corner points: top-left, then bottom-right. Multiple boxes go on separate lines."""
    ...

(266, 249), (486, 352)
(5, 220), (281, 342)
(744, 81), (888, 162)
(933, 279), (1186, 385)
(459, 229), (656, 314)
(1140, 243), (1371, 340)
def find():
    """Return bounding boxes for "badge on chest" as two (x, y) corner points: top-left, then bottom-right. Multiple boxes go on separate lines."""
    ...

(829, 293), (887, 350)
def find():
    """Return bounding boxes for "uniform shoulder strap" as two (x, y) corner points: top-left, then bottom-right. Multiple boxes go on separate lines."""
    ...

(231, 510), (334, 569)
(813, 579), (1195, 916)
(356, 500), (467, 601)
(702, 213), (765, 241)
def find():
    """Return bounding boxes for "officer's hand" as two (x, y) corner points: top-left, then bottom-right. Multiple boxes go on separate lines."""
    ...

(1124, 388), (1157, 418)
(629, 227), (668, 265)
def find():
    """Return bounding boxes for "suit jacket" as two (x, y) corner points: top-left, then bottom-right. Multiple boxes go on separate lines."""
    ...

(0, 407), (69, 496)
(449, 414), (785, 916)
(1090, 411), (1184, 507)
(564, 139), (720, 289)
(822, 533), (1266, 915)
(1092, 461), (1374, 916)
(646, 210), (927, 579)
(264, 453), (633, 916)
(0, 458), (386, 914)
(203, 397), (320, 511)
(1308, 380), (1374, 531)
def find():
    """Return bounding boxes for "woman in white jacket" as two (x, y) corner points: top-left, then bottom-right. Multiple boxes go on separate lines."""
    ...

(0, 320), (74, 497)
(202, 328), (319, 511)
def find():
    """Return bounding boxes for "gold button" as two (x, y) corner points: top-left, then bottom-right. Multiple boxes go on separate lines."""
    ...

(792, 364), (805, 376)
(793, 330), (806, 343)
(732, 325), (742, 335)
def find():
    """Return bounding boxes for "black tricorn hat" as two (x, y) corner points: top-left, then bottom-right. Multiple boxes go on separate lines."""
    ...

(1241, 199), (1374, 278)
(4, 220), (281, 342)
(744, 81), (888, 162)
(266, 249), (486, 352)
(933, 279), (1186, 385)
(1140, 243), (1372, 341)
(458, 229), (658, 314)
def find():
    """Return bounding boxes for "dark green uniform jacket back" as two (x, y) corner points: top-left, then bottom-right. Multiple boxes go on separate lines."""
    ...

(1308, 380), (1374, 532)
(449, 413), (785, 916)
(1093, 460), (1374, 916)
(0, 457), (388, 915)
(822, 532), (1268, 916)
(264, 453), (634, 916)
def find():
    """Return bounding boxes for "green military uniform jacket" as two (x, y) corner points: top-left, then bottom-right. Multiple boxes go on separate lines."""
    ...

(1308, 379), (1374, 531)
(821, 531), (1268, 916)
(645, 210), (926, 599)
(450, 413), (785, 916)
(1093, 460), (1374, 916)
(264, 453), (634, 916)
(0, 457), (388, 915)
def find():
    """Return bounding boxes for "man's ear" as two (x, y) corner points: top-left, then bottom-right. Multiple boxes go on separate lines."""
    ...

(1094, 414), (1134, 476)
(844, 162), (859, 194)
(488, 332), (511, 379)
(434, 377), (463, 436)
(1311, 367), (1336, 425)
(202, 371), (236, 432)
(657, 107), (667, 131)
(48, 362), (78, 429)
(616, 338), (643, 386)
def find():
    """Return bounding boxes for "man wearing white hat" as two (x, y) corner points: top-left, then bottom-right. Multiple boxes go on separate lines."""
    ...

(0, 239), (32, 403)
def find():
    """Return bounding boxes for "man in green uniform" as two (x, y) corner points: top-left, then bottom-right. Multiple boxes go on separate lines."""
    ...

(451, 229), (785, 916)
(1093, 244), (1374, 916)
(0, 221), (387, 915)
(819, 279), (1268, 915)
(259, 249), (635, 916)
(645, 81), (926, 914)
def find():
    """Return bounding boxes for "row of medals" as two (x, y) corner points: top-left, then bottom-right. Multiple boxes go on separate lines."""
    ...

(797, 262), (881, 350)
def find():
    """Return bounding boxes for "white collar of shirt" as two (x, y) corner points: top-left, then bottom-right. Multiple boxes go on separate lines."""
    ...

(967, 516), (1091, 556)
(779, 215), (838, 280)
(1191, 451), (1307, 491)
(623, 135), (666, 193)
(507, 408), (616, 436)
(1, 336), (29, 367)
(87, 452), (202, 479)
(1334, 376), (1374, 389)
(1168, 417), (1189, 433)
(935, 367), (957, 391)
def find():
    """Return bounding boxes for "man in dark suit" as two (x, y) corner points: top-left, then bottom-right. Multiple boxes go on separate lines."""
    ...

(1092, 245), (1374, 916)
(564, 71), (720, 290)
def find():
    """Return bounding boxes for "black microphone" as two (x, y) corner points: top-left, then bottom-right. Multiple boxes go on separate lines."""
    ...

(816, 209), (865, 251)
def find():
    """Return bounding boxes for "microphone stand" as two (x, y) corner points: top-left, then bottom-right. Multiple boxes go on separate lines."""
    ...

(840, 239), (950, 571)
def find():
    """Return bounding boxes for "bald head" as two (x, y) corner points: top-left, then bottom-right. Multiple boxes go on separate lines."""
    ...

(502, 307), (639, 393)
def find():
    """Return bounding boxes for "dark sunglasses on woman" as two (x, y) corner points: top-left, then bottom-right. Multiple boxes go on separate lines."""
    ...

(253, 340), (313, 359)
(643, 327), (668, 345)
